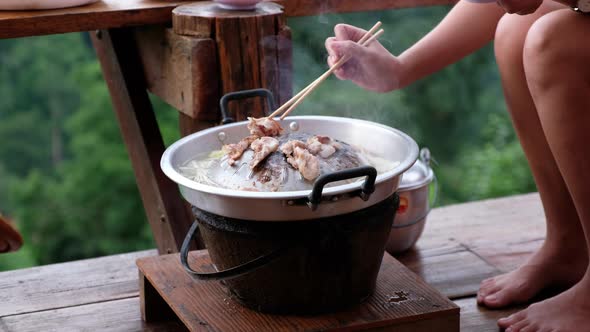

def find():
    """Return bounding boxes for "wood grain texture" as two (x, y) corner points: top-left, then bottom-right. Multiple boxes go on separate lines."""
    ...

(0, 0), (457, 39)
(397, 243), (499, 299)
(456, 297), (524, 332)
(91, 28), (194, 254)
(417, 193), (545, 273)
(137, 251), (459, 332)
(0, 297), (186, 332)
(0, 0), (191, 39)
(135, 26), (220, 120)
(0, 250), (156, 317)
(173, 2), (289, 120)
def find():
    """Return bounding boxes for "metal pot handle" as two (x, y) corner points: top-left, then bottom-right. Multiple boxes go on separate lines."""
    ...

(180, 221), (289, 281)
(219, 88), (277, 124)
(308, 166), (378, 211)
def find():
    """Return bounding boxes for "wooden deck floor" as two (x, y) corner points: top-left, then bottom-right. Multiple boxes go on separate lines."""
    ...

(0, 193), (545, 331)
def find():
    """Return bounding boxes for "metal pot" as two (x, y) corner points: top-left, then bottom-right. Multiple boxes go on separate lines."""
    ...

(161, 89), (419, 221)
(386, 148), (436, 254)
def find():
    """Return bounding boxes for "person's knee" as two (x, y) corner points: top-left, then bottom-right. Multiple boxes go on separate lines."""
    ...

(494, 14), (526, 67)
(523, 10), (575, 91)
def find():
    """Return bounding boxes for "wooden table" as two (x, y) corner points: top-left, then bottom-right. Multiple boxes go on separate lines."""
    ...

(0, 193), (545, 331)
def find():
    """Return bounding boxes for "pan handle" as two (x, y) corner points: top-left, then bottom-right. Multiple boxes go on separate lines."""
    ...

(180, 221), (289, 281)
(307, 166), (378, 211)
(219, 89), (277, 124)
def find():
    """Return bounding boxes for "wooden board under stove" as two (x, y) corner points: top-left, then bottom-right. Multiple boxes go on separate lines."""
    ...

(137, 250), (459, 332)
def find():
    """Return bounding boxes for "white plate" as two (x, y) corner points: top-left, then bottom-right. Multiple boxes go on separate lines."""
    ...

(0, 0), (100, 10)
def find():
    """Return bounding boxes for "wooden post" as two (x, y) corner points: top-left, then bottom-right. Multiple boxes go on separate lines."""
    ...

(91, 28), (196, 254)
(171, 1), (293, 124)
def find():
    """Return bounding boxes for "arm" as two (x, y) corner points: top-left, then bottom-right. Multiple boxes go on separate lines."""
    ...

(326, 1), (505, 92)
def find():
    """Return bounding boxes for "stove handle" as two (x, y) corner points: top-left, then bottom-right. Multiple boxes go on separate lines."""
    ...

(219, 89), (277, 124)
(180, 221), (289, 281)
(307, 166), (378, 211)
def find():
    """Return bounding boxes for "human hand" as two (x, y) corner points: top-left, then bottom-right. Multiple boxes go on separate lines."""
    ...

(496, 0), (543, 14)
(325, 24), (405, 93)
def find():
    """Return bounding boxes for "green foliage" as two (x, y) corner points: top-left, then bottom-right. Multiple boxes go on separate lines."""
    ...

(0, 6), (537, 270)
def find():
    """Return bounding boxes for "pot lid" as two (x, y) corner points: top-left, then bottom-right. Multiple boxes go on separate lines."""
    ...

(399, 148), (434, 191)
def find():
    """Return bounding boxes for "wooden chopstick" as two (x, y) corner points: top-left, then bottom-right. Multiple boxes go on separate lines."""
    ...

(267, 22), (383, 119)
(278, 28), (385, 120)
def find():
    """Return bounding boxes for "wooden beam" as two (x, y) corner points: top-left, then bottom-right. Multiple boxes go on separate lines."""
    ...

(0, 297), (186, 332)
(0, 0), (456, 40)
(172, 2), (291, 120)
(0, 250), (156, 317)
(90, 28), (194, 255)
(135, 26), (220, 121)
(0, 0), (191, 39)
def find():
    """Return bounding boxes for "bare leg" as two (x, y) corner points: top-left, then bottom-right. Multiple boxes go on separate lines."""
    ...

(477, 1), (588, 309)
(498, 9), (590, 332)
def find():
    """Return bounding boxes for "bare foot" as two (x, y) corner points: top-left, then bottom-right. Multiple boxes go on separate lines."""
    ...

(497, 277), (590, 332)
(477, 244), (587, 308)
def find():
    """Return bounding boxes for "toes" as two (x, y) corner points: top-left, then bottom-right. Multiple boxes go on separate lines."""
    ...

(482, 289), (512, 308)
(506, 319), (529, 332)
(477, 283), (501, 304)
(481, 277), (496, 285)
(498, 310), (527, 328)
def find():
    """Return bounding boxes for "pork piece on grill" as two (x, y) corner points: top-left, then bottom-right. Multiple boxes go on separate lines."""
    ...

(306, 135), (342, 158)
(250, 137), (280, 169)
(287, 146), (320, 181)
(247, 117), (284, 137)
(222, 135), (258, 166)
(279, 139), (307, 156)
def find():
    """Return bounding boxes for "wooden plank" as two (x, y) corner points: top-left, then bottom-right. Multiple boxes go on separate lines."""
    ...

(417, 193), (546, 272)
(0, 297), (186, 332)
(135, 26), (220, 121)
(0, 0), (457, 39)
(91, 28), (194, 254)
(456, 297), (524, 332)
(4, 296), (513, 332)
(0, 250), (156, 317)
(0, 0), (191, 39)
(138, 251), (458, 332)
(139, 271), (178, 323)
(397, 243), (500, 299)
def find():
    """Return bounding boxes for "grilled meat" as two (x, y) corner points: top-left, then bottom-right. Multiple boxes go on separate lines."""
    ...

(247, 117), (284, 137)
(287, 146), (320, 181)
(306, 135), (341, 158)
(250, 137), (280, 169)
(222, 135), (258, 166)
(279, 140), (307, 156)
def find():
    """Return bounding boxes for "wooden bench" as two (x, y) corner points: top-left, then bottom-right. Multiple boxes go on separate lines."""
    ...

(0, 193), (545, 331)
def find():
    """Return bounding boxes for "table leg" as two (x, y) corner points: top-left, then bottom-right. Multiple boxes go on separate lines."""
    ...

(91, 28), (202, 254)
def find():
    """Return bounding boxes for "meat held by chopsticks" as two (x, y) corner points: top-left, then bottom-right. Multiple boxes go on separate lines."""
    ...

(287, 147), (320, 181)
(247, 117), (284, 137)
(306, 135), (341, 158)
(250, 137), (280, 169)
(222, 135), (258, 166)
